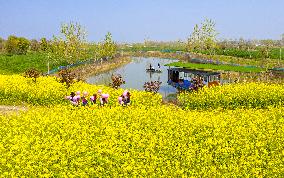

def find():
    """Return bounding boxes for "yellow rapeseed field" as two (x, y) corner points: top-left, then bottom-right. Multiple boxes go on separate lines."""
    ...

(0, 75), (284, 177)
(178, 83), (284, 110)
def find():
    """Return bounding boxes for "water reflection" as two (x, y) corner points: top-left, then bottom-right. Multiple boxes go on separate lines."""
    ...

(86, 57), (284, 99)
(86, 57), (179, 98)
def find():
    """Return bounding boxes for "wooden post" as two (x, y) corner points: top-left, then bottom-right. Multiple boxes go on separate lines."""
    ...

(280, 48), (282, 66)
(47, 61), (50, 75)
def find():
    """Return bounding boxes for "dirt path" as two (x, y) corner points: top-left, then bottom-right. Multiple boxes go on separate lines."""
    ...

(0, 105), (28, 115)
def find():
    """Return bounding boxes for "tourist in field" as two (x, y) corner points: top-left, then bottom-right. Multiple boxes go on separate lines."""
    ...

(65, 92), (79, 106)
(125, 92), (131, 105)
(118, 96), (124, 105)
(83, 91), (88, 97)
(100, 93), (109, 106)
(65, 92), (73, 100)
(73, 91), (81, 104)
(101, 98), (107, 106)
(121, 90), (131, 105)
(97, 89), (102, 98)
(90, 94), (97, 104)
(81, 91), (89, 106)
(97, 89), (103, 105)
(81, 96), (88, 106)
(76, 91), (81, 99)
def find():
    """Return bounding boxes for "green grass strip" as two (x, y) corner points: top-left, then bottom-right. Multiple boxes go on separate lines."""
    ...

(165, 62), (265, 73)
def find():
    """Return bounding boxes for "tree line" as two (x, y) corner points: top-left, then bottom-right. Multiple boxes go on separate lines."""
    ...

(120, 18), (283, 61)
(0, 22), (117, 65)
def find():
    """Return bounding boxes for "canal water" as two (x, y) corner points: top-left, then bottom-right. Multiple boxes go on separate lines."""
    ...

(86, 57), (178, 98)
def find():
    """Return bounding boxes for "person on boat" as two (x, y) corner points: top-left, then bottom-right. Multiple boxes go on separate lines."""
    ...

(158, 63), (160, 68)
(149, 64), (153, 70)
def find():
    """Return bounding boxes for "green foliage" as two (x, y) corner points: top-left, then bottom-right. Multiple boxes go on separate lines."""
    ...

(5, 35), (30, 55)
(166, 62), (265, 72)
(5, 36), (19, 55)
(48, 37), (67, 64)
(49, 22), (88, 65)
(0, 37), (4, 53)
(30, 39), (40, 52)
(187, 18), (218, 54)
(39, 38), (49, 52)
(0, 53), (58, 74)
(97, 32), (117, 59)
(192, 47), (284, 61)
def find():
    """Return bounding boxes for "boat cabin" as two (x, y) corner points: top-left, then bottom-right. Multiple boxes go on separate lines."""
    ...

(168, 67), (221, 89)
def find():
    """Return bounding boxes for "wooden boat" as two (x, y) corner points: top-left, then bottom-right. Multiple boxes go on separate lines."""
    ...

(146, 68), (162, 73)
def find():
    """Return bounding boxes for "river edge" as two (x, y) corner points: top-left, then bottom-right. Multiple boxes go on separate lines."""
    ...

(122, 51), (284, 68)
(68, 56), (132, 81)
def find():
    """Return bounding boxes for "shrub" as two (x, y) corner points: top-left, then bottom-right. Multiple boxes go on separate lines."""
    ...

(58, 69), (77, 88)
(143, 81), (162, 93)
(23, 68), (41, 82)
(109, 74), (125, 89)
(5, 35), (30, 55)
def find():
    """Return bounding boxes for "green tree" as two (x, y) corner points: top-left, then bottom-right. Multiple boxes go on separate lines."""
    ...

(280, 34), (284, 65)
(98, 32), (117, 59)
(5, 36), (18, 55)
(0, 37), (4, 53)
(61, 22), (88, 64)
(18, 37), (30, 54)
(30, 39), (40, 52)
(40, 38), (49, 52)
(5, 35), (30, 55)
(49, 22), (88, 65)
(187, 24), (201, 51)
(201, 18), (218, 51)
(187, 18), (218, 55)
(261, 39), (274, 59)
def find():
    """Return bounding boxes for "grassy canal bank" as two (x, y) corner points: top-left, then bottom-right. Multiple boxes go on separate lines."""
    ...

(70, 56), (131, 80)
(0, 51), (131, 80)
(121, 51), (284, 69)
(165, 61), (265, 73)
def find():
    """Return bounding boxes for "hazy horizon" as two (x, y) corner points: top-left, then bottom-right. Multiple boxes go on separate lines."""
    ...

(0, 0), (283, 43)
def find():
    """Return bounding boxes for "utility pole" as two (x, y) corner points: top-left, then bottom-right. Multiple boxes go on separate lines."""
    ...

(47, 61), (50, 75)
(278, 33), (284, 67)
(280, 48), (282, 66)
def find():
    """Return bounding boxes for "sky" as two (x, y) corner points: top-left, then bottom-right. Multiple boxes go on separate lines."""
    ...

(0, 0), (283, 43)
